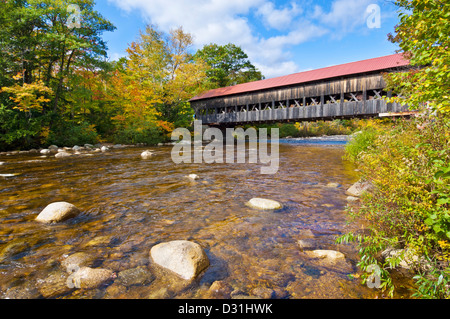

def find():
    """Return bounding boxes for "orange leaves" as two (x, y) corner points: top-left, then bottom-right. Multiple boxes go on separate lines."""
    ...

(1, 81), (53, 112)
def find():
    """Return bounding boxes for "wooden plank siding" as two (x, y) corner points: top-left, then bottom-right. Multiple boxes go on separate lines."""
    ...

(191, 71), (409, 125)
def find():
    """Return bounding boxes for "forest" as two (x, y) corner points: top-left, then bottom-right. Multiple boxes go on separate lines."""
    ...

(0, 0), (264, 151)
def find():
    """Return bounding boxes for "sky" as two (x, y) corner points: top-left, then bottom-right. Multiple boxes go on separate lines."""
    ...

(93, 0), (401, 79)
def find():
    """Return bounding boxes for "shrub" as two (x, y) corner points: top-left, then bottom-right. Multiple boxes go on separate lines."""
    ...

(46, 121), (100, 147)
(338, 113), (450, 298)
(112, 121), (166, 145)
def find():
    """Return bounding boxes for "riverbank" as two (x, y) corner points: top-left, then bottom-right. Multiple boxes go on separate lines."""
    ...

(339, 115), (450, 298)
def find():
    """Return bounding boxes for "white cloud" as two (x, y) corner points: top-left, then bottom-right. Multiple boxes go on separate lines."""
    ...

(105, 0), (377, 78)
(313, 0), (375, 35)
(256, 2), (303, 31)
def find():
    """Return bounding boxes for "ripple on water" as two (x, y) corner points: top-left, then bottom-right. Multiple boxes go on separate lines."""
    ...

(0, 145), (409, 299)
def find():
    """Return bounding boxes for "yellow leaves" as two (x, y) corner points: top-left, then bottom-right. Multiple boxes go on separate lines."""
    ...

(1, 81), (53, 112)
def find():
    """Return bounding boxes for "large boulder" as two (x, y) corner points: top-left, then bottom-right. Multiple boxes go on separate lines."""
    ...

(149, 240), (209, 281)
(246, 198), (282, 210)
(35, 202), (81, 223)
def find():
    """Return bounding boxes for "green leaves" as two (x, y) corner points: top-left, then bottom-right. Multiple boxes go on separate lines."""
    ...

(385, 0), (450, 115)
(194, 43), (264, 88)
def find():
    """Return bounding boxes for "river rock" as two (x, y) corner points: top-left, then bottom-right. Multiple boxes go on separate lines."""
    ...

(55, 151), (72, 158)
(187, 174), (199, 180)
(37, 270), (73, 298)
(346, 196), (359, 203)
(206, 280), (233, 299)
(61, 252), (97, 273)
(246, 198), (282, 210)
(346, 180), (373, 197)
(381, 247), (428, 270)
(297, 239), (317, 250)
(40, 149), (51, 155)
(48, 145), (58, 152)
(84, 144), (94, 149)
(251, 286), (275, 299)
(326, 182), (340, 188)
(117, 266), (155, 287)
(101, 146), (109, 152)
(306, 249), (345, 262)
(35, 202), (81, 223)
(141, 150), (153, 159)
(149, 240), (209, 280)
(68, 267), (115, 289)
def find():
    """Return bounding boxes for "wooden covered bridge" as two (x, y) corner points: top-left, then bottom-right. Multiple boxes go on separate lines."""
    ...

(189, 53), (412, 126)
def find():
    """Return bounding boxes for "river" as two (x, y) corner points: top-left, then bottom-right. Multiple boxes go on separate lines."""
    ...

(0, 140), (412, 299)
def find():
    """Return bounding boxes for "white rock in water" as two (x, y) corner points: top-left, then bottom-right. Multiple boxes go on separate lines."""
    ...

(187, 174), (199, 180)
(48, 145), (58, 151)
(150, 240), (209, 281)
(35, 202), (81, 223)
(40, 149), (51, 155)
(306, 249), (345, 261)
(141, 150), (153, 159)
(55, 151), (72, 158)
(0, 173), (20, 177)
(246, 198), (282, 210)
(0, 162), (4, 165)
(101, 146), (109, 152)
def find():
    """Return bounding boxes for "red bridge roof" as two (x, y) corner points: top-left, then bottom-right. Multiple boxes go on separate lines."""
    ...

(190, 53), (409, 101)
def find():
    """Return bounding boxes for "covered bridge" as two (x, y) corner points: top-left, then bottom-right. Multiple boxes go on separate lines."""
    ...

(189, 53), (412, 126)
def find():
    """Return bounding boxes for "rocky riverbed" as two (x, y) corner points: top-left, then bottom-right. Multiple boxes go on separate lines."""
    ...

(0, 141), (414, 299)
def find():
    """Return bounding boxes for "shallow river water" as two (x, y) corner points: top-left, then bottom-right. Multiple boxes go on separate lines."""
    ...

(0, 141), (413, 299)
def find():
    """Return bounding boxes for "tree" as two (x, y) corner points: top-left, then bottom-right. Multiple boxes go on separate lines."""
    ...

(108, 25), (209, 143)
(0, 0), (115, 149)
(194, 43), (264, 88)
(385, 0), (450, 115)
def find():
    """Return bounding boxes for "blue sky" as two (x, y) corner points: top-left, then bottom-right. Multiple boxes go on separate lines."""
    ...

(93, 0), (401, 79)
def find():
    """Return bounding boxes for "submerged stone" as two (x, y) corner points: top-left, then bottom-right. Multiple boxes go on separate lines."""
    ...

(246, 198), (282, 210)
(68, 267), (115, 289)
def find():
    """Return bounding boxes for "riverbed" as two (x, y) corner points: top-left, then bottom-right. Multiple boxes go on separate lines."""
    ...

(0, 141), (411, 299)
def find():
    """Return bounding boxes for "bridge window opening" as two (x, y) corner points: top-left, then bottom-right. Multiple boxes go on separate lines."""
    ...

(324, 95), (339, 104)
(305, 96), (320, 106)
(344, 92), (363, 102)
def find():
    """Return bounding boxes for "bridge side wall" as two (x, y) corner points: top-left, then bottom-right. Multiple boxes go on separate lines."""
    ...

(197, 100), (406, 125)
(191, 71), (409, 125)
